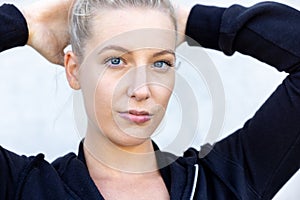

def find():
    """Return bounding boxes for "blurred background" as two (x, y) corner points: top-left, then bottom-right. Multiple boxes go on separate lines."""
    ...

(0, 0), (299, 199)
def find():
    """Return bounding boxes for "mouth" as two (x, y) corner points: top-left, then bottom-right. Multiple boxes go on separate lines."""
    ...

(119, 110), (152, 124)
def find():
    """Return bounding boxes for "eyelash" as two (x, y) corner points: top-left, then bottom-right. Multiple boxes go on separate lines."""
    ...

(151, 60), (174, 72)
(103, 57), (174, 70)
(104, 57), (125, 68)
(155, 60), (174, 67)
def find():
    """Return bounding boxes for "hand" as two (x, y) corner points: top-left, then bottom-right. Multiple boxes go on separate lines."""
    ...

(21, 0), (73, 66)
(173, 2), (193, 46)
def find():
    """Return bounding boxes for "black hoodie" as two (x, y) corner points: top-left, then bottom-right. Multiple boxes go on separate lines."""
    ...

(0, 2), (299, 200)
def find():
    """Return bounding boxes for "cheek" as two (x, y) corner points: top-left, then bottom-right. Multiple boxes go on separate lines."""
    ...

(80, 66), (119, 127)
(153, 86), (173, 109)
(153, 72), (175, 108)
(94, 73), (119, 113)
(93, 69), (129, 125)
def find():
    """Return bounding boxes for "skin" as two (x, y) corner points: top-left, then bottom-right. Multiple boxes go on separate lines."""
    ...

(22, 1), (191, 199)
(22, 0), (190, 66)
(22, 0), (72, 65)
(65, 8), (176, 199)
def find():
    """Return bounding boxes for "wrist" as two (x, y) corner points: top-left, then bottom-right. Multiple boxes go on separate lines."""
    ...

(185, 5), (225, 49)
(175, 5), (192, 45)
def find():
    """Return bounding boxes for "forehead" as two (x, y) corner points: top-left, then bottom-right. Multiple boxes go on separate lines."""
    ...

(85, 8), (176, 53)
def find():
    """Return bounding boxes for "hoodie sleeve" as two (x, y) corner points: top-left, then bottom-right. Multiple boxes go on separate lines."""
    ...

(0, 4), (28, 52)
(0, 4), (33, 198)
(0, 146), (30, 199)
(186, 2), (300, 199)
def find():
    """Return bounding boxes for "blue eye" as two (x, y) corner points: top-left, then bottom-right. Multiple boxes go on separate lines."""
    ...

(111, 58), (121, 65)
(105, 57), (124, 68)
(153, 61), (165, 68)
(152, 61), (173, 71)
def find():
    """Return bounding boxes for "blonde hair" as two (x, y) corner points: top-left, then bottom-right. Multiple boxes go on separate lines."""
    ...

(70, 0), (177, 59)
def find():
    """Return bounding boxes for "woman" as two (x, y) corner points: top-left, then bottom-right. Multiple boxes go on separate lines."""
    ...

(0, 0), (299, 199)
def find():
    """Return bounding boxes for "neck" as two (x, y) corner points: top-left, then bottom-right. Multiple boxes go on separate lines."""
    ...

(84, 124), (159, 175)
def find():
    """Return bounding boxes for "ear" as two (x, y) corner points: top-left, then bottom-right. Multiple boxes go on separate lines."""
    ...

(64, 51), (81, 90)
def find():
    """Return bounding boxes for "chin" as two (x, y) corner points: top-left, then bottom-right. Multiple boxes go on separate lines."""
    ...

(96, 119), (159, 149)
(116, 133), (151, 146)
(106, 130), (153, 150)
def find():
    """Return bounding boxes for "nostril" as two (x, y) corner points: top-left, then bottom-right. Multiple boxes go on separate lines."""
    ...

(126, 66), (150, 100)
(129, 84), (151, 101)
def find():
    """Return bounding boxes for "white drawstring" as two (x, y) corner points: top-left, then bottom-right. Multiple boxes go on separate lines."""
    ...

(190, 164), (199, 200)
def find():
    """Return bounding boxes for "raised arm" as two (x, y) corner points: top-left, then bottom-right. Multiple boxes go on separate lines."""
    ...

(0, 0), (72, 66)
(0, 4), (28, 52)
(184, 2), (300, 199)
(186, 2), (300, 72)
(0, 1), (73, 198)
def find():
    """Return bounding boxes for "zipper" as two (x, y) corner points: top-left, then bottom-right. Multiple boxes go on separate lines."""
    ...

(190, 164), (199, 200)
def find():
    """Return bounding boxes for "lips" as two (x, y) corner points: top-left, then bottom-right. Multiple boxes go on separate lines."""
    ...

(119, 110), (152, 124)
(128, 110), (150, 116)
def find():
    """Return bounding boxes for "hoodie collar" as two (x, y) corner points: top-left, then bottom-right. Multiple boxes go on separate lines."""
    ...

(153, 142), (200, 200)
(73, 141), (199, 199)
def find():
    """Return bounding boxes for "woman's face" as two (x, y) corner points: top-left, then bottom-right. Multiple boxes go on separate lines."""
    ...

(69, 8), (176, 147)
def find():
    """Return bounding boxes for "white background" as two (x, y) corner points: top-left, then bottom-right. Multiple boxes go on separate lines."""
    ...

(0, 0), (299, 199)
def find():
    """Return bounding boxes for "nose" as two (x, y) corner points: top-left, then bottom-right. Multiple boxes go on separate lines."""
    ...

(127, 65), (151, 101)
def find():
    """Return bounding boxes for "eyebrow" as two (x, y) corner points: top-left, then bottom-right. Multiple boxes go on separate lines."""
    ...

(98, 45), (131, 55)
(98, 45), (175, 57)
(153, 49), (175, 58)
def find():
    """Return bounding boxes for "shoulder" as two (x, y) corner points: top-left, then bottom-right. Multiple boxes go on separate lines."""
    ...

(178, 144), (215, 165)
(0, 146), (76, 198)
(51, 152), (79, 175)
